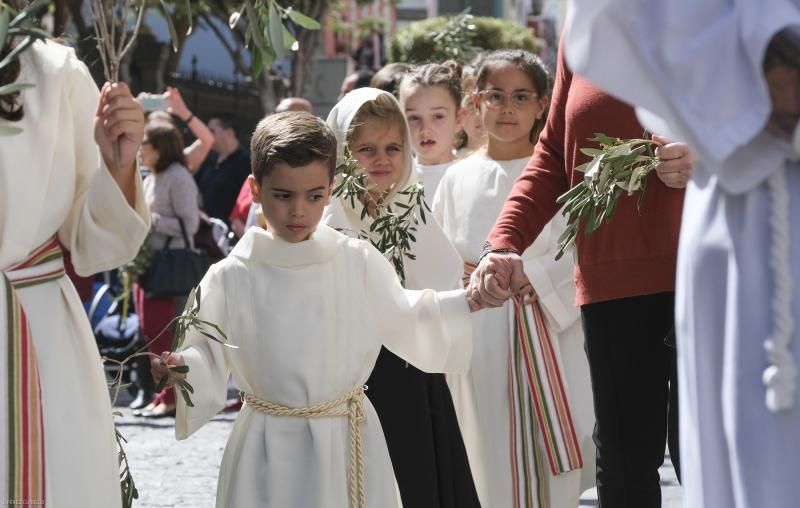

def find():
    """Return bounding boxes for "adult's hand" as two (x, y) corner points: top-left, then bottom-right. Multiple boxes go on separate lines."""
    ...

(653, 135), (694, 189)
(164, 86), (191, 121)
(467, 252), (523, 308)
(95, 81), (144, 174)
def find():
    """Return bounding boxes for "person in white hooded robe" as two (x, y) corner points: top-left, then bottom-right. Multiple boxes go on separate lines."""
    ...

(562, 1), (800, 507)
(323, 88), (481, 508)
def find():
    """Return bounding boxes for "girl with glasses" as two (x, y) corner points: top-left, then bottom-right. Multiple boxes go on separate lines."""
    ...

(433, 49), (596, 507)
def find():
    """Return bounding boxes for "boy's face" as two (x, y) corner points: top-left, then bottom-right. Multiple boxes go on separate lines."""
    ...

(349, 118), (405, 196)
(249, 160), (332, 243)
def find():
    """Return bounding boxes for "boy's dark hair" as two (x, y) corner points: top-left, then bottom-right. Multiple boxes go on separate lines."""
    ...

(475, 49), (553, 143)
(146, 121), (187, 173)
(250, 111), (338, 183)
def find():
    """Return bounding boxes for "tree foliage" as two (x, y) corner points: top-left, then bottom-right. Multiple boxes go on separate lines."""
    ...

(389, 14), (539, 65)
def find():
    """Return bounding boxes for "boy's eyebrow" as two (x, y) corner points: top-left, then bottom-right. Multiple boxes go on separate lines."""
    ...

(270, 186), (328, 193)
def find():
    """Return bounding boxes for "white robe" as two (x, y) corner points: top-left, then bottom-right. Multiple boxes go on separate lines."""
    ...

(433, 153), (595, 507)
(564, 2), (800, 507)
(174, 225), (472, 507)
(415, 160), (456, 201)
(0, 41), (149, 506)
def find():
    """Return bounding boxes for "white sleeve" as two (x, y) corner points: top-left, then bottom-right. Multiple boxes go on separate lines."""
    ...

(522, 214), (579, 333)
(366, 244), (473, 374)
(175, 264), (232, 440)
(564, 0), (800, 193)
(57, 48), (149, 276)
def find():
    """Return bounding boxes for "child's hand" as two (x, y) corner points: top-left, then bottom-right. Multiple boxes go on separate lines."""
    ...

(151, 351), (186, 389)
(514, 275), (538, 305)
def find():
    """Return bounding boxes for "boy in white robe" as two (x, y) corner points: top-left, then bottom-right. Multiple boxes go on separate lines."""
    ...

(153, 111), (476, 508)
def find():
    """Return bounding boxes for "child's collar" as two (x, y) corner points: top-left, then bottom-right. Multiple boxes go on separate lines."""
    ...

(229, 224), (347, 267)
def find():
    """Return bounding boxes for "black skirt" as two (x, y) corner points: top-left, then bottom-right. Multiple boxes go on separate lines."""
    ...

(366, 347), (481, 508)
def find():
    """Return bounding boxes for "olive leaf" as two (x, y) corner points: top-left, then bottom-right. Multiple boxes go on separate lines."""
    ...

(332, 151), (430, 285)
(555, 134), (660, 260)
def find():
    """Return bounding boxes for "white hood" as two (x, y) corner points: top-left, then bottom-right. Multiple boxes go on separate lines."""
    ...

(325, 87), (418, 205)
(323, 87), (463, 291)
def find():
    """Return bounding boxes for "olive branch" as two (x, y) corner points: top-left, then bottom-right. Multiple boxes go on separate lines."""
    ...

(0, 0), (50, 136)
(332, 150), (429, 285)
(104, 284), (234, 507)
(555, 133), (660, 261)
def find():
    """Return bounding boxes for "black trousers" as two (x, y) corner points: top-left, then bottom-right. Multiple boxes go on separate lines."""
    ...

(581, 292), (680, 507)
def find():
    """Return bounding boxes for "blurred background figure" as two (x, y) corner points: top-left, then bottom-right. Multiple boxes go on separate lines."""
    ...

(134, 121), (201, 418)
(194, 112), (251, 225)
(140, 87), (215, 174)
(275, 97), (314, 114)
(338, 69), (376, 101)
(370, 62), (412, 98)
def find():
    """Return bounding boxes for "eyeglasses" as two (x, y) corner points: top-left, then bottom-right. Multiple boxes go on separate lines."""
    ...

(477, 90), (538, 110)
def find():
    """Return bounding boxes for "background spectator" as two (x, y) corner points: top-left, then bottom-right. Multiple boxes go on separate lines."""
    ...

(134, 121), (201, 418)
(194, 112), (251, 224)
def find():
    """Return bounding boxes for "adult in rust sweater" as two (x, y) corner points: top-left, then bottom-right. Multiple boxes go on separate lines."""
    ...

(470, 40), (692, 507)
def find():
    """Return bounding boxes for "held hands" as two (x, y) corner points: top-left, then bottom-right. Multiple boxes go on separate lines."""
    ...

(465, 252), (537, 312)
(94, 82), (144, 174)
(652, 135), (694, 189)
(151, 351), (187, 390)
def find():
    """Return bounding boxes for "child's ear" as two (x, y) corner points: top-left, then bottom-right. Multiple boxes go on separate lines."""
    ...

(536, 95), (549, 120)
(248, 175), (262, 205)
(455, 106), (467, 130)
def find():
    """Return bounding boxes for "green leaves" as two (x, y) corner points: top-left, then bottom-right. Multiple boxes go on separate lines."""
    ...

(0, 8), (9, 56)
(554, 135), (660, 261)
(332, 151), (429, 285)
(0, 0), (50, 134)
(116, 427), (139, 506)
(286, 8), (321, 30)
(160, 0), (180, 52)
(239, 0), (321, 78)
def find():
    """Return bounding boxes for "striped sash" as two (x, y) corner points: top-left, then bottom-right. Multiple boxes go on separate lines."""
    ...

(464, 262), (582, 507)
(1, 237), (64, 505)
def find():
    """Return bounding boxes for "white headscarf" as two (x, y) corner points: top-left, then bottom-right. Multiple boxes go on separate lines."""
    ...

(322, 87), (463, 291)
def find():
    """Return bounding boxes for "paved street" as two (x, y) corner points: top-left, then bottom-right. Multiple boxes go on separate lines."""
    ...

(115, 392), (683, 508)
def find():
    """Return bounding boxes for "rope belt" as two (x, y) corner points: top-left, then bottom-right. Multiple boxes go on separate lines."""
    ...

(244, 385), (368, 508)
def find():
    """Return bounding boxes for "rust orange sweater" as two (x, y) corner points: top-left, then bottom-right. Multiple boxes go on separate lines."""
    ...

(487, 43), (684, 306)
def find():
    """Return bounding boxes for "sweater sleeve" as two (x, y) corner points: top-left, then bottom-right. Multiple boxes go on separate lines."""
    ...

(486, 40), (572, 254)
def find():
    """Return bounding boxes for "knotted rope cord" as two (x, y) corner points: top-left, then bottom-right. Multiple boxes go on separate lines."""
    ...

(244, 386), (367, 507)
(763, 168), (796, 411)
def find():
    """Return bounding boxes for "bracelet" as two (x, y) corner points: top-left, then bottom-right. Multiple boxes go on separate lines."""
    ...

(182, 112), (194, 123)
(476, 241), (519, 265)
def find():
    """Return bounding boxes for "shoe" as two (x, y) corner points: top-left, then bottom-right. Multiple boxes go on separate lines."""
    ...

(129, 389), (153, 410)
(132, 401), (158, 417)
(143, 402), (176, 419)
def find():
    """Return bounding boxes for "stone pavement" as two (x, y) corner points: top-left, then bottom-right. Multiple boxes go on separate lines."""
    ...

(115, 390), (683, 508)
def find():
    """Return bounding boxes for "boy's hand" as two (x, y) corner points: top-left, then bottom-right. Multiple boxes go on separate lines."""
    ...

(151, 351), (186, 389)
